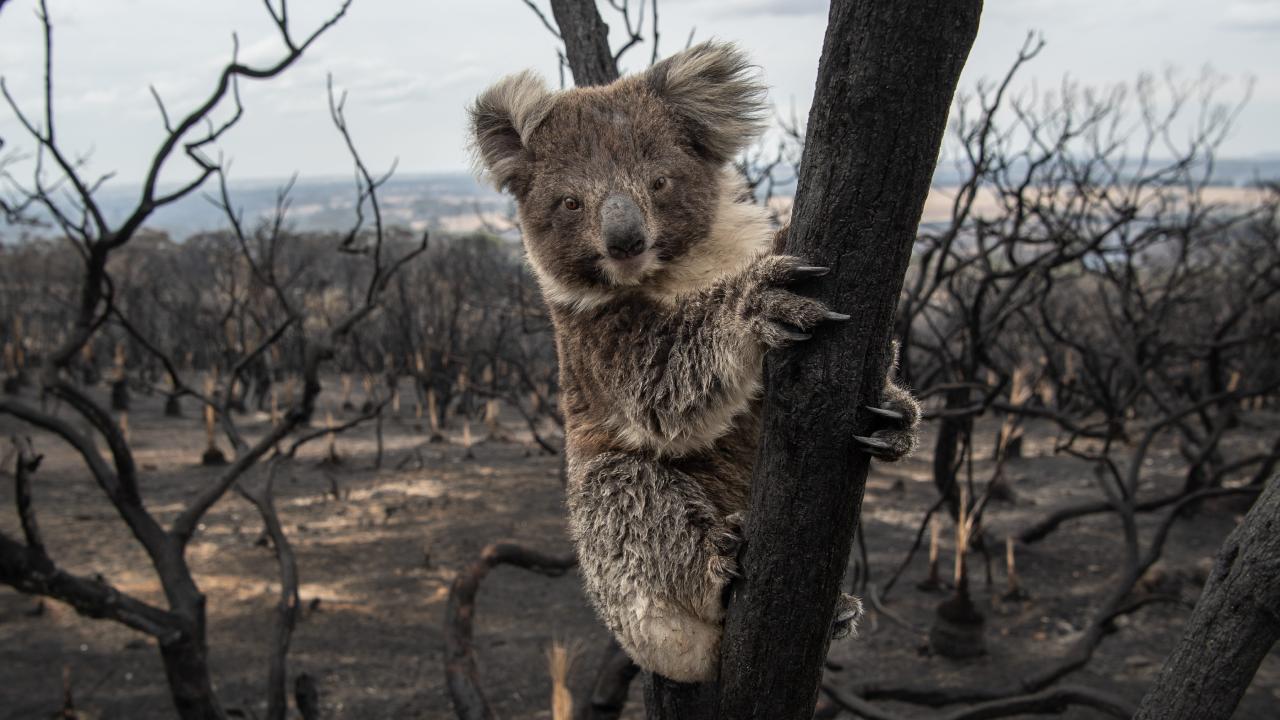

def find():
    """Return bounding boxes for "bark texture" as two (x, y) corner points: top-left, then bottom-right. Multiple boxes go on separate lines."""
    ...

(1134, 478), (1280, 720)
(550, 0), (619, 86)
(714, 2), (981, 718)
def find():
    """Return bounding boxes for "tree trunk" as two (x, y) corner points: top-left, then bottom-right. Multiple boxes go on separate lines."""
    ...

(933, 386), (970, 519)
(550, 0), (619, 87)
(1134, 478), (1280, 720)
(575, 638), (639, 720)
(714, 3), (981, 719)
(642, 675), (718, 720)
(158, 612), (226, 720)
(111, 378), (130, 411)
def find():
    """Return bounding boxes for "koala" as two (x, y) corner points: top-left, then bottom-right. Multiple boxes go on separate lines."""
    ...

(468, 42), (920, 683)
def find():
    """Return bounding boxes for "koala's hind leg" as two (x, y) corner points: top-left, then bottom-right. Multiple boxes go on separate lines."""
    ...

(855, 343), (922, 461)
(566, 452), (738, 683)
(856, 378), (921, 461)
(832, 592), (864, 639)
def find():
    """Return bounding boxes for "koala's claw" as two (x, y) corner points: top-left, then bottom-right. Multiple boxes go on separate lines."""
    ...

(743, 256), (851, 348)
(714, 512), (747, 559)
(791, 265), (830, 279)
(775, 327), (812, 343)
(855, 392), (921, 461)
(832, 593), (864, 640)
(854, 434), (896, 457)
(865, 404), (905, 421)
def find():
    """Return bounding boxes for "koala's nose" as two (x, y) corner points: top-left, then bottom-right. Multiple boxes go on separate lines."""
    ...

(600, 193), (648, 260)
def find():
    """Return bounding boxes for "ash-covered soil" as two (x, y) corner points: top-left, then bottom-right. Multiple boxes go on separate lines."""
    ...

(1, 384), (1277, 719)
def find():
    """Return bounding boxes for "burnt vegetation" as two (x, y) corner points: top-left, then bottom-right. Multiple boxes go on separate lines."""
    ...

(1, 1), (1278, 719)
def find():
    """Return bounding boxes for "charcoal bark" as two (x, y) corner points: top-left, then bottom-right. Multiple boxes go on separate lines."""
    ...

(1134, 478), (1280, 720)
(715, 2), (982, 718)
(549, 0), (619, 87)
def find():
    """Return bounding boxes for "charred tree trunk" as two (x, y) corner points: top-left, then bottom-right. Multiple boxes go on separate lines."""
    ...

(158, 612), (226, 720)
(549, 0), (619, 87)
(933, 386), (970, 519)
(295, 674), (320, 720)
(713, 3), (980, 718)
(642, 676), (718, 720)
(579, 640), (641, 720)
(1134, 478), (1280, 720)
(110, 378), (130, 411)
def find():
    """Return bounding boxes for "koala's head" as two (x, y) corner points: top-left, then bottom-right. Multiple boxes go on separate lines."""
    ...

(468, 42), (767, 304)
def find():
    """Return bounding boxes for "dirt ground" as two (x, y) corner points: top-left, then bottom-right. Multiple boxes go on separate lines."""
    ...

(1, 383), (1277, 719)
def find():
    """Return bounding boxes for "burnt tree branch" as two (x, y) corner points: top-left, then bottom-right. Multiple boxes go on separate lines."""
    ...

(848, 484), (1264, 709)
(1134, 477), (1280, 719)
(12, 438), (44, 551)
(576, 638), (641, 720)
(0, 530), (179, 640)
(445, 542), (577, 720)
(238, 462), (301, 720)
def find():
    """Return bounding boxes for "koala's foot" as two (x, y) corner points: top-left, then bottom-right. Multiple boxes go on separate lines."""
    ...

(854, 374), (921, 461)
(832, 593), (864, 639)
(715, 512), (747, 608)
(740, 255), (848, 349)
(713, 512), (747, 565)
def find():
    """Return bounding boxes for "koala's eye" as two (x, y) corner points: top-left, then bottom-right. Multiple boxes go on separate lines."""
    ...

(562, 196), (581, 211)
(652, 176), (669, 191)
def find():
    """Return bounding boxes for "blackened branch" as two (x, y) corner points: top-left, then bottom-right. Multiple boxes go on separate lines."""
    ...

(12, 437), (44, 551)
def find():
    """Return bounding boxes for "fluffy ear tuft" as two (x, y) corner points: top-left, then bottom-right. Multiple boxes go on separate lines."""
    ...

(645, 41), (769, 163)
(468, 70), (557, 195)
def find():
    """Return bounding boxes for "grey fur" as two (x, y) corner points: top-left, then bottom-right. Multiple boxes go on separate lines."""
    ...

(468, 70), (557, 194)
(646, 41), (770, 163)
(468, 42), (920, 682)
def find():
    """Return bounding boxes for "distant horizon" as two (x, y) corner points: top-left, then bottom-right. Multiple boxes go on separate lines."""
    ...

(84, 150), (1280, 193)
(5, 151), (1277, 243)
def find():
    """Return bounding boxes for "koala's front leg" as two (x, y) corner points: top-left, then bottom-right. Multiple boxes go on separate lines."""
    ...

(589, 254), (843, 452)
(730, 256), (920, 460)
(727, 253), (851, 350)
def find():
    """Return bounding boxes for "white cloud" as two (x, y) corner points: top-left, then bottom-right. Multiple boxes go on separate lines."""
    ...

(1222, 0), (1280, 31)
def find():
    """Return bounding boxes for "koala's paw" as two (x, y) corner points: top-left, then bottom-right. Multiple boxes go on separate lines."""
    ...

(713, 512), (747, 609)
(832, 593), (864, 640)
(711, 512), (746, 576)
(740, 255), (848, 349)
(854, 379), (921, 462)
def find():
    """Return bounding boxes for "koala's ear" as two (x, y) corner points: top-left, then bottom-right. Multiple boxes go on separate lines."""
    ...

(644, 41), (768, 163)
(468, 71), (556, 196)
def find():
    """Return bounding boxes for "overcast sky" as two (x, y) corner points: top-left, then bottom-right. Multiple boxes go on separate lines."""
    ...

(0, 0), (1276, 187)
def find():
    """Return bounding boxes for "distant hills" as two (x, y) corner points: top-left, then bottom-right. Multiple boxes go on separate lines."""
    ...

(929, 154), (1280, 189)
(90, 173), (510, 240)
(3, 155), (1277, 241)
